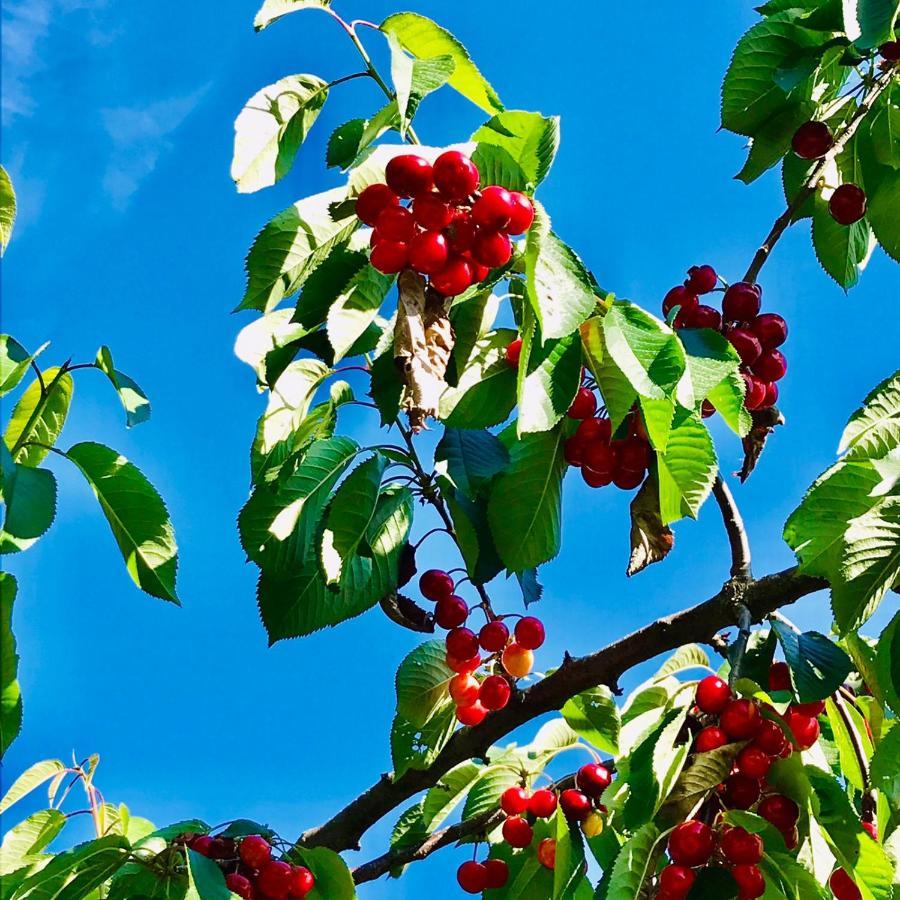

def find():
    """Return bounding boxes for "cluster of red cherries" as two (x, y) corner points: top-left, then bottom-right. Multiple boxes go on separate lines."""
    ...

(355, 150), (535, 296)
(663, 265), (788, 413)
(456, 764), (611, 894)
(181, 833), (313, 899)
(419, 569), (545, 725)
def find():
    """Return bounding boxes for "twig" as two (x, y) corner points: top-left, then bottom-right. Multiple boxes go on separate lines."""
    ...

(728, 604), (753, 688)
(711, 475), (752, 581)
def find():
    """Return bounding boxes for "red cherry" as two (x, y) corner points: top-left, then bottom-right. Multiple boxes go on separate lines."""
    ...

(537, 837), (556, 869)
(743, 374), (767, 411)
(206, 836), (235, 859)
(446, 627), (479, 660)
(792, 700), (826, 717)
(500, 786), (530, 815)
(830, 868), (862, 900)
(792, 121), (833, 159)
(662, 285), (699, 317)
(479, 620), (510, 652)
(190, 835), (213, 856)
(505, 338), (522, 369)
(750, 313), (788, 349)
(502, 815), (533, 848)
(576, 763), (612, 797)
(768, 661), (791, 692)
(685, 264), (718, 294)
(759, 381), (779, 409)
(514, 616), (545, 650)
(370, 240), (408, 274)
(583, 466), (613, 488)
(695, 726), (728, 752)
(736, 746), (773, 779)
(434, 595), (468, 629)
(505, 192), (535, 234)
(722, 282), (762, 321)
(433, 151), (479, 200)
(731, 863), (765, 898)
(617, 438), (650, 473)
(456, 860), (488, 894)
(355, 183), (399, 226)
(375, 205), (416, 242)
(471, 229), (512, 268)
(753, 720), (790, 756)
(472, 186), (515, 230)
(723, 774), (761, 810)
(456, 700), (488, 726)
(529, 788), (558, 818)
(862, 821), (878, 840)
(721, 826), (764, 865)
(727, 328), (762, 366)
(829, 183), (867, 225)
(412, 193), (453, 230)
(479, 674), (511, 710)
(782, 826), (799, 850)
(565, 437), (586, 467)
(225, 873), (253, 899)
(753, 348), (787, 382)
(289, 865), (315, 897)
(701, 400), (716, 419)
(408, 230), (449, 275)
(471, 262), (490, 282)
(613, 466), (644, 490)
(559, 789), (591, 822)
(420, 569), (454, 601)
(757, 794), (799, 831)
(567, 387), (597, 420)
(446, 213), (476, 253)
(659, 864), (695, 898)
(257, 860), (293, 899)
(879, 40), (900, 60)
(667, 821), (716, 867)
(784, 708), (820, 750)
(682, 303), (722, 330)
(385, 154), (433, 197)
(577, 417), (612, 443)
(696, 675), (732, 714)
(583, 440), (615, 475)
(449, 672), (480, 707)
(720, 699), (763, 740)
(483, 858), (509, 889)
(431, 255), (473, 296)
(446, 652), (481, 674)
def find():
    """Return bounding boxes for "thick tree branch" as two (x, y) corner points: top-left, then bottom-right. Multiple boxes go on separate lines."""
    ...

(711, 475), (752, 580)
(297, 565), (826, 852)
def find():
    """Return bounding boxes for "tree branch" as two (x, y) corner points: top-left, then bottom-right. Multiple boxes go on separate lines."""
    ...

(711, 475), (752, 580)
(297, 565), (826, 852)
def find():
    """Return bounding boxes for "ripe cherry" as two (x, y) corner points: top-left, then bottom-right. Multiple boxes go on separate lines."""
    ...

(727, 328), (762, 366)
(659, 864), (695, 898)
(385, 154), (433, 197)
(471, 262), (490, 283)
(680, 304), (722, 330)
(479, 619), (510, 652)
(483, 858), (509, 889)
(567, 386), (598, 420)
(446, 652), (481, 674)
(695, 725), (728, 752)
(375, 205), (416, 242)
(447, 213), (476, 253)
(722, 281), (762, 321)
(686, 264), (718, 294)
(502, 815), (533, 848)
(783, 826), (799, 850)
(616, 438), (650, 473)
(576, 763), (612, 797)
(446, 627), (479, 660)
(753, 348), (787, 382)
(257, 860), (293, 898)
(435, 595), (469, 629)
(750, 313), (788, 349)
(830, 868), (862, 900)
(408, 230), (449, 274)
(537, 837), (556, 870)
(753, 720), (790, 756)
(207, 837), (234, 859)
(736, 746), (773, 779)
(667, 821), (716, 867)
(701, 400), (716, 419)
(583, 440), (615, 474)
(505, 338), (522, 369)
(471, 229), (512, 268)
(720, 699), (763, 740)
(456, 700), (488, 726)
(721, 826), (764, 865)
(433, 150), (479, 200)
(768, 661), (791, 692)
(420, 569), (454, 601)
(577, 417), (612, 443)
(829, 183), (867, 225)
(514, 616), (545, 650)
(862, 821), (878, 840)
(190, 835), (213, 856)
(225, 873), (253, 899)
(472, 186), (515, 230)
(731, 863), (766, 898)
(355, 183), (399, 226)
(500, 785), (530, 815)
(696, 675), (732, 714)
(559, 789), (591, 822)
(612, 466), (644, 490)
(502, 643), (534, 678)
(506, 192), (535, 234)
(582, 810), (604, 838)
(784, 708), (820, 749)
(792, 121), (833, 159)
(583, 466), (613, 488)
(744, 374), (767, 411)
(757, 794), (799, 831)
(289, 866), (315, 897)
(792, 700), (826, 717)
(529, 788), (558, 818)
(479, 674), (511, 710)
(723, 774), (761, 810)
(449, 672), (480, 707)
(239, 835), (271, 868)
(370, 240), (408, 274)
(412, 193), (453, 230)
(880, 40), (900, 61)
(431, 255), (473, 296)
(457, 860), (488, 894)
(663, 285), (698, 317)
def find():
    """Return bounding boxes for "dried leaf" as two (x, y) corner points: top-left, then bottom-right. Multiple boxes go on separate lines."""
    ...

(379, 591), (434, 633)
(737, 406), (785, 482)
(628, 478), (674, 575)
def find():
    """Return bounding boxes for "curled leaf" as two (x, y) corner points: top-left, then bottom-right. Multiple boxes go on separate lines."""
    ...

(738, 405), (785, 482)
(627, 478), (674, 576)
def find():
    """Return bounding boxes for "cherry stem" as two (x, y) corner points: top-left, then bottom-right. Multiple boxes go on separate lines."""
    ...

(413, 527), (452, 550)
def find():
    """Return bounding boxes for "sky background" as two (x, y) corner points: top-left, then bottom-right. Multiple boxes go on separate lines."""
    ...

(1, 0), (898, 894)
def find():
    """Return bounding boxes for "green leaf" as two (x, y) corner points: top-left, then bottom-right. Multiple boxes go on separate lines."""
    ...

(95, 346), (151, 427)
(0, 573), (22, 756)
(552, 807), (586, 899)
(287, 846), (356, 900)
(64, 442), (179, 604)
(581, 315), (638, 432)
(824, 697), (873, 791)
(0, 809), (66, 875)
(326, 263), (394, 361)
(0, 336), (44, 396)
(234, 309), (312, 389)
(484, 818), (556, 899)
(866, 168), (900, 262)
(434, 428), (509, 499)
(471, 110), (561, 187)
(735, 101), (814, 184)
(386, 34), (454, 136)
(390, 703), (456, 778)
(238, 187), (358, 313)
(470, 144), (528, 192)
(379, 13), (503, 114)
(561, 685), (620, 755)
(460, 750), (528, 822)
(839, 370), (900, 454)
(763, 850), (831, 900)
(867, 97), (900, 169)
(604, 823), (661, 900)
(875, 611), (899, 714)
(185, 848), (231, 899)
(12, 835), (130, 898)
(869, 719), (900, 798)
(811, 192), (874, 289)
(525, 207), (598, 340)
(772, 622), (853, 701)
(0, 760), (66, 815)
(846, 0), (900, 48)
(326, 119), (367, 170)
(369, 350), (404, 427)
(232, 75), (329, 193)
(656, 408), (717, 525)
(0, 165), (16, 254)
(395, 640), (454, 728)
(660, 743), (743, 825)
(0, 444), (57, 554)
(441, 485), (504, 585)
(253, 0), (330, 31)
(4, 367), (74, 466)
(487, 425), (566, 571)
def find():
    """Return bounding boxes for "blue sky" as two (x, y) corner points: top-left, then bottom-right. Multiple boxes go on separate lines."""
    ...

(1, 0), (898, 894)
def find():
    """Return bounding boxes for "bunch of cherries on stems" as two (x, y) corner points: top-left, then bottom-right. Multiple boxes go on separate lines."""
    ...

(456, 763), (613, 894)
(418, 569), (546, 725)
(663, 264), (788, 414)
(354, 150), (535, 296)
(179, 832), (313, 899)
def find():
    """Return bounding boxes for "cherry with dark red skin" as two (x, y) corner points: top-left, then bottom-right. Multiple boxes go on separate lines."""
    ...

(449, 672), (479, 707)
(370, 240), (408, 274)
(479, 619), (510, 652)
(190, 835), (214, 856)
(577, 417), (612, 443)
(480, 674), (511, 710)
(500, 785), (530, 815)
(679, 304), (722, 331)
(768, 661), (792, 692)
(446, 627), (479, 660)
(736, 745), (773, 779)
(408, 230), (449, 275)
(483, 858), (509, 889)
(723, 773), (762, 810)
(583, 440), (615, 475)
(289, 866), (315, 897)
(505, 338), (522, 369)
(727, 328), (762, 366)
(663, 285), (698, 318)
(472, 229), (512, 268)
(412, 193), (453, 230)
(565, 437), (585, 467)
(456, 700), (488, 726)
(355, 183), (399, 226)
(753, 348), (787, 382)
(701, 400), (716, 419)
(792, 699), (826, 717)
(206, 837), (235, 860)
(744, 374), (767, 411)
(695, 725), (728, 752)
(434, 595), (468, 629)
(731, 863), (766, 898)
(685, 264), (718, 294)
(760, 381), (779, 409)
(385, 154), (433, 198)
(830, 868), (863, 900)
(225, 874), (254, 900)
(576, 763), (612, 797)
(471, 262), (490, 283)
(750, 313), (788, 349)
(257, 860), (294, 899)
(753, 720), (790, 756)
(457, 860), (488, 894)
(433, 150), (479, 200)
(375, 205), (416, 243)
(472, 186), (515, 230)
(612, 465), (644, 490)
(515, 616), (545, 650)
(758, 794), (799, 831)
(829, 183), (867, 225)
(420, 569), (454, 601)
(721, 826), (764, 865)
(583, 466), (614, 488)
(567, 387), (598, 420)
(792, 121), (834, 159)
(505, 192), (535, 234)
(723, 281), (762, 321)
(431, 255), (474, 296)
(502, 815), (534, 848)
(667, 820), (717, 866)
(446, 214), (477, 253)
(862, 821), (878, 840)
(529, 788), (558, 818)
(880, 40), (900, 61)
(659, 864), (695, 898)
(696, 675), (732, 714)
(782, 826), (799, 850)
(785, 708), (820, 749)
(560, 789), (591, 822)
(720, 699), (763, 740)
(617, 438), (650, 472)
